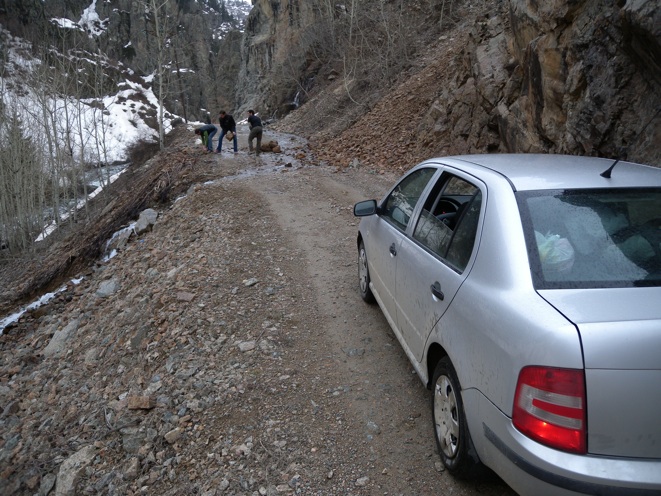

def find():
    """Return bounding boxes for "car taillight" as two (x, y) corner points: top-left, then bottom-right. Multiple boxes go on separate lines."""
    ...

(513, 366), (586, 454)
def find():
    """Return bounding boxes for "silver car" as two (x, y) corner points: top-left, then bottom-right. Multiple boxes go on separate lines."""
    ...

(353, 154), (661, 495)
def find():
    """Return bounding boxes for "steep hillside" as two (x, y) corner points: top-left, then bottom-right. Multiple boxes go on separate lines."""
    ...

(1, 0), (659, 309)
(0, 0), (251, 121)
(237, 0), (444, 117)
(4, 0), (656, 167)
(273, 0), (661, 169)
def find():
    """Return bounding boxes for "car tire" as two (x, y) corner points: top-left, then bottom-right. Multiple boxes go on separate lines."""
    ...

(431, 356), (481, 478)
(358, 241), (376, 304)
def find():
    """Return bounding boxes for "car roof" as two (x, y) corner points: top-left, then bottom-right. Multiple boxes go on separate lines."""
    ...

(423, 154), (661, 191)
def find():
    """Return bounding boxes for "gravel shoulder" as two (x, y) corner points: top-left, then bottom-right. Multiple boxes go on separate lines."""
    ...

(0, 130), (514, 495)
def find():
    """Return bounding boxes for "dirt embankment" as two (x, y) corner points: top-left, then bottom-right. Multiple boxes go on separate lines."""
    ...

(0, 129), (514, 495)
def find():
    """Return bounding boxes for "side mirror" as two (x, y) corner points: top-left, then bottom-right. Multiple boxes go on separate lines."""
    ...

(354, 199), (377, 217)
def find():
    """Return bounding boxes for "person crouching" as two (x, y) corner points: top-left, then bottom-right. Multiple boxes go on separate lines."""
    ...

(195, 124), (217, 152)
(217, 111), (238, 154)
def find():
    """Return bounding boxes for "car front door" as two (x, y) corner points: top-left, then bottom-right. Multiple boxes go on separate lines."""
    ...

(367, 167), (437, 326)
(395, 172), (484, 362)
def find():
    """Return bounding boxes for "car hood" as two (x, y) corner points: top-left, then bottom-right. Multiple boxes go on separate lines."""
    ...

(539, 287), (661, 458)
(538, 287), (661, 370)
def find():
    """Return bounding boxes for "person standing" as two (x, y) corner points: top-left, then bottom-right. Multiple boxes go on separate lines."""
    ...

(247, 109), (263, 156)
(195, 124), (217, 152)
(216, 111), (238, 153)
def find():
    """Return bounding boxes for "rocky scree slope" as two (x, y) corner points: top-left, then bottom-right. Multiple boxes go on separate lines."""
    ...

(0, 134), (353, 496)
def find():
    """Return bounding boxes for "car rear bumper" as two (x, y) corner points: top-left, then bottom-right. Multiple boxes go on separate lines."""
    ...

(463, 389), (661, 495)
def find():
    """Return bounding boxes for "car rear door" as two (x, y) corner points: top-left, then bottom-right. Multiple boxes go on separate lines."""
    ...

(396, 171), (484, 362)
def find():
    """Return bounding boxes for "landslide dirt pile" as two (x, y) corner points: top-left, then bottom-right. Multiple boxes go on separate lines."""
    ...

(271, 3), (484, 174)
(308, 36), (465, 175)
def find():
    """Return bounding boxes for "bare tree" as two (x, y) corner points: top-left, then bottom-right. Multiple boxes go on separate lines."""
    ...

(0, 109), (46, 253)
(140, 0), (181, 149)
(297, 0), (413, 105)
(6, 26), (119, 252)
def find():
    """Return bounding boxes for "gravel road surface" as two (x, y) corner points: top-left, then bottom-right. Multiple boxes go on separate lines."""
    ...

(0, 129), (515, 496)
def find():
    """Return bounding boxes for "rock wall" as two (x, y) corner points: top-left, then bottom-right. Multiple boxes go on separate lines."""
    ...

(420, 0), (660, 164)
(236, 0), (319, 117)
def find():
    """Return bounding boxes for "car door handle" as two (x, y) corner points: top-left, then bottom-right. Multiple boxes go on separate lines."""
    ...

(389, 243), (397, 256)
(430, 281), (444, 301)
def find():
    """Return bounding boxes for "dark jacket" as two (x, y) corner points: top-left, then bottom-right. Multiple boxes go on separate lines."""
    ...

(219, 114), (236, 132)
(248, 114), (262, 129)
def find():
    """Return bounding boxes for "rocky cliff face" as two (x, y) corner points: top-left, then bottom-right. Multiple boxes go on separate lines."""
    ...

(413, 0), (661, 164)
(499, 0), (660, 162)
(236, 0), (319, 117)
(1, 0), (658, 163)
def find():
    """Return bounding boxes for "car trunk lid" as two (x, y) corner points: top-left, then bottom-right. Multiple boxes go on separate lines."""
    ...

(539, 287), (661, 458)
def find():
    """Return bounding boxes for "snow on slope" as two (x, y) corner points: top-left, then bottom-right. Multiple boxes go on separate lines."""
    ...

(1, 0), (254, 163)
(0, 24), (172, 165)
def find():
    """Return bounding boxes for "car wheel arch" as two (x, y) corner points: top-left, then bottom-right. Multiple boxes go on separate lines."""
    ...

(356, 233), (363, 250)
(426, 342), (449, 389)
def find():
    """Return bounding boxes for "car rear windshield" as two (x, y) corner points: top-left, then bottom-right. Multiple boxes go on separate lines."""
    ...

(517, 188), (661, 289)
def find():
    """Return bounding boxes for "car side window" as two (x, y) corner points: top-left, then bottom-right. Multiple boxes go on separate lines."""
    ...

(445, 190), (482, 270)
(413, 174), (481, 272)
(382, 168), (436, 231)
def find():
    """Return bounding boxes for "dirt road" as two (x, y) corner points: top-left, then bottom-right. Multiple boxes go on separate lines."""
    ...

(238, 161), (515, 495)
(0, 130), (515, 495)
